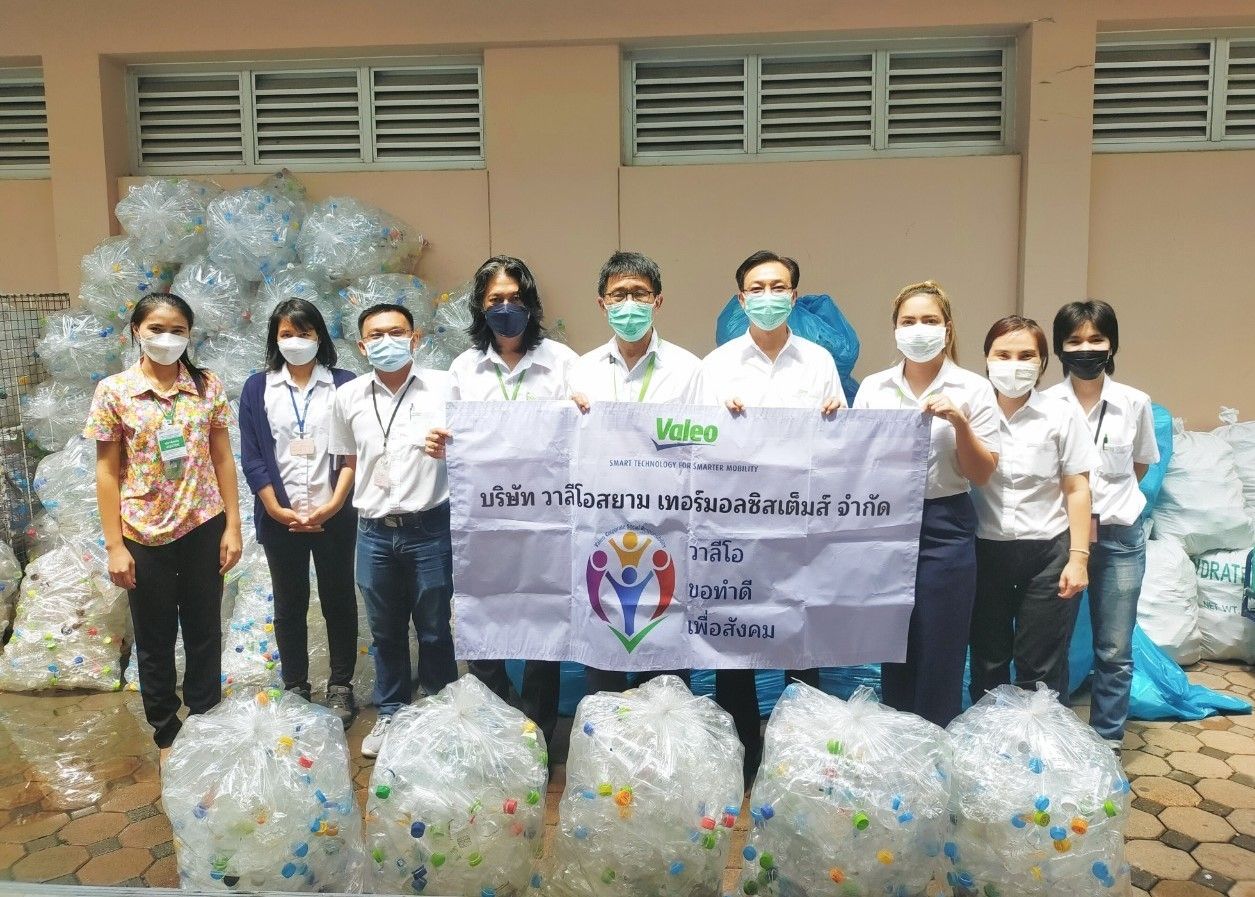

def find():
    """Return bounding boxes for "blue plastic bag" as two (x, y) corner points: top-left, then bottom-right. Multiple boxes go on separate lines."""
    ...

(1138, 403), (1175, 521)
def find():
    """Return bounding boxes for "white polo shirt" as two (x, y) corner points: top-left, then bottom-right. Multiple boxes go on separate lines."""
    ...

(1043, 377), (1159, 527)
(853, 358), (1001, 500)
(328, 365), (451, 518)
(972, 390), (1097, 541)
(448, 338), (578, 401)
(263, 364), (339, 514)
(686, 330), (844, 409)
(568, 330), (699, 404)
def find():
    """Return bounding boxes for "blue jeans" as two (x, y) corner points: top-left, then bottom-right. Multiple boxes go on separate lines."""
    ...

(1088, 522), (1146, 741)
(356, 504), (458, 716)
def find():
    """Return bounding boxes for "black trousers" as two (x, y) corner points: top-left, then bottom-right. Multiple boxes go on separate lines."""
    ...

(716, 667), (820, 776)
(584, 667), (691, 694)
(469, 659), (561, 750)
(261, 506), (358, 692)
(969, 532), (1079, 705)
(125, 513), (226, 748)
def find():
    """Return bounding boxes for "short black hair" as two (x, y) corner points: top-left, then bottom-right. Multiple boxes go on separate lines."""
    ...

(265, 297), (338, 371)
(358, 302), (414, 336)
(597, 250), (662, 297)
(468, 255), (545, 353)
(736, 250), (800, 291)
(1052, 299), (1119, 375)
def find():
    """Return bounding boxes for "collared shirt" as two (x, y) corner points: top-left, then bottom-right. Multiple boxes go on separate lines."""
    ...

(972, 390), (1097, 540)
(448, 338), (578, 401)
(567, 330), (700, 404)
(1043, 376), (1159, 527)
(686, 330), (845, 409)
(328, 366), (452, 518)
(83, 362), (232, 546)
(263, 364), (337, 514)
(853, 358), (1001, 499)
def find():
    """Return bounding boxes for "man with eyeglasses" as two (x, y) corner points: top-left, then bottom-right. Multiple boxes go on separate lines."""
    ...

(686, 249), (844, 788)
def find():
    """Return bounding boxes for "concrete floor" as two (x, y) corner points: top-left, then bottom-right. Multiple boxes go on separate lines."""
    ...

(0, 661), (1252, 895)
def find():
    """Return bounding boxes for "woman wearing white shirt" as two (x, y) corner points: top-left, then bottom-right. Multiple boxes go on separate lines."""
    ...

(1044, 300), (1158, 749)
(429, 255), (576, 754)
(853, 281), (999, 727)
(969, 315), (1094, 707)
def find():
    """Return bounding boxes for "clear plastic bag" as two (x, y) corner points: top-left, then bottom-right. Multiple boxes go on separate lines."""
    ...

(0, 537), (127, 692)
(259, 168), (310, 210)
(115, 177), (220, 263)
(945, 684), (1132, 897)
(547, 675), (744, 897)
(338, 273), (434, 342)
(162, 688), (368, 892)
(33, 435), (102, 540)
(172, 254), (259, 336)
(256, 263), (342, 339)
(296, 197), (418, 283)
(738, 683), (951, 897)
(431, 282), (474, 358)
(413, 335), (457, 371)
(206, 187), (303, 282)
(195, 326), (269, 400)
(79, 236), (176, 323)
(34, 311), (124, 386)
(364, 674), (548, 895)
(334, 340), (372, 375)
(21, 380), (95, 452)
(0, 540), (20, 635)
(221, 548), (284, 697)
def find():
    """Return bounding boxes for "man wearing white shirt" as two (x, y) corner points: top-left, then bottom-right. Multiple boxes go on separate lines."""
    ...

(687, 250), (845, 785)
(329, 302), (457, 758)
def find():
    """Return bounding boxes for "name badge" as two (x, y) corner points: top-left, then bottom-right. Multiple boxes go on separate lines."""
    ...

(157, 426), (188, 463)
(289, 437), (315, 458)
(372, 455), (392, 489)
(1090, 513), (1100, 544)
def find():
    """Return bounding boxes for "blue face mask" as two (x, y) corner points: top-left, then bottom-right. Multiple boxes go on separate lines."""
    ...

(364, 334), (412, 372)
(485, 303), (530, 339)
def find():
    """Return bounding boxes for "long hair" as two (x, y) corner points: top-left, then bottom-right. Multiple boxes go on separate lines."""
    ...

(467, 255), (546, 354)
(265, 297), (338, 372)
(891, 280), (958, 362)
(130, 292), (206, 396)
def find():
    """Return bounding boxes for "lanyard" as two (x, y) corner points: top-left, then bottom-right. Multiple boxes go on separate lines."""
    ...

(612, 353), (657, 402)
(287, 383), (316, 436)
(1092, 399), (1109, 447)
(160, 391), (180, 425)
(495, 365), (526, 401)
(371, 377), (415, 450)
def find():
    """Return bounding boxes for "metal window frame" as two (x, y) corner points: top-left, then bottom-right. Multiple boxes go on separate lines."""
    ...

(368, 61), (486, 165)
(0, 66), (50, 179)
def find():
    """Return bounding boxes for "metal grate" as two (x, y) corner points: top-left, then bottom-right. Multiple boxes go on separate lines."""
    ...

(631, 58), (748, 155)
(0, 293), (70, 562)
(371, 65), (484, 161)
(134, 72), (247, 166)
(0, 69), (49, 172)
(253, 69), (364, 164)
(758, 54), (874, 151)
(886, 49), (1007, 147)
(1093, 42), (1213, 143)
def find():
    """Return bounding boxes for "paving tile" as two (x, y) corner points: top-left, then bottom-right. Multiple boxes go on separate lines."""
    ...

(117, 813), (172, 849)
(1144, 728), (1204, 752)
(1234, 833), (1255, 853)
(0, 811), (68, 843)
(143, 853), (179, 887)
(1197, 778), (1255, 810)
(124, 803), (159, 823)
(1230, 882), (1255, 897)
(1236, 772), (1255, 790)
(1158, 807), (1235, 843)
(1125, 731), (1147, 751)
(1133, 776), (1203, 808)
(1198, 731), (1255, 756)
(1125, 751), (1173, 777)
(1189, 842), (1255, 883)
(0, 782), (41, 812)
(76, 845), (153, 885)
(1132, 867), (1160, 892)
(0, 843), (25, 870)
(22, 835), (60, 854)
(1161, 829), (1199, 852)
(99, 781), (160, 814)
(1131, 888), (1151, 897)
(1135, 796), (1169, 816)
(1167, 751), (1236, 780)
(58, 810), (128, 845)
(1197, 799), (1232, 817)
(1127, 807), (1166, 839)
(1150, 882), (1224, 896)
(1225, 670), (1255, 689)
(1187, 673), (1235, 692)
(10, 844), (89, 882)
(1128, 839), (1199, 880)
(1167, 770), (1203, 787)
(1191, 868), (1235, 893)
(1198, 717), (1234, 731)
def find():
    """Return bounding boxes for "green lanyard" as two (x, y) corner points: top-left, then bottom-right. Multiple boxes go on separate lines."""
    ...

(495, 365), (526, 401)
(161, 391), (179, 425)
(612, 353), (657, 402)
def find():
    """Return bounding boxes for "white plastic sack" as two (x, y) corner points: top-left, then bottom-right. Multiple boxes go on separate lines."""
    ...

(0, 540), (20, 635)
(1137, 539), (1202, 665)
(1153, 423), (1254, 555)
(1194, 547), (1255, 662)
(1213, 411), (1255, 520)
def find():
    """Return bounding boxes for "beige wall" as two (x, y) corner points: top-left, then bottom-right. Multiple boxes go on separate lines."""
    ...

(0, 180), (57, 293)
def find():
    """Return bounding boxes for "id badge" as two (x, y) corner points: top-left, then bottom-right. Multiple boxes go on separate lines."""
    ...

(372, 455), (392, 489)
(156, 426), (188, 463)
(289, 437), (315, 458)
(1090, 513), (1100, 544)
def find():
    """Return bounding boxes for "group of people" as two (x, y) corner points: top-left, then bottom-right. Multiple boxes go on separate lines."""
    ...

(84, 248), (1156, 778)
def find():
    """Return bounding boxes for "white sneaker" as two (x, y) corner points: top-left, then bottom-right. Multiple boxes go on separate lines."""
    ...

(361, 715), (392, 759)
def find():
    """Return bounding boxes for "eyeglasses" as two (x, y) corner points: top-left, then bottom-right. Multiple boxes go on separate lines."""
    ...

(603, 289), (656, 304)
(742, 287), (794, 299)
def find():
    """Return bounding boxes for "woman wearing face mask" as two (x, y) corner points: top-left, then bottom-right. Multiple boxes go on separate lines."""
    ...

(238, 298), (359, 726)
(968, 315), (1095, 707)
(1044, 300), (1157, 750)
(852, 281), (1000, 727)
(86, 292), (242, 761)
(429, 255), (577, 755)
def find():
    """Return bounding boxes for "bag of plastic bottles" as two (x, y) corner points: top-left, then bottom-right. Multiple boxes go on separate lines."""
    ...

(21, 380), (95, 452)
(259, 168), (310, 210)
(172, 255), (258, 336)
(206, 187), (303, 282)
(738, 682), (951, 897)
(32, 436), (102, 539)
(162, 689), (368, 891)
(945, 684), (1131, 897)
(256, 263), (342, 338)
(430, 282), (475, 358)
(364, 674), (548, 895)
(221, 549), (284, 697)
(34, 312), (124, 386)
(115, 177), (220, 264)
(338, 273), (434, 342)
(546, 675), (743, 897)
(0, 540), (20, 636)
(195, 327), (269, 400)
(296, 197), (418, 283)
(79, 236), (175, 324)
(1152, 421), (1254, 555)
(0, 538), (127, 692)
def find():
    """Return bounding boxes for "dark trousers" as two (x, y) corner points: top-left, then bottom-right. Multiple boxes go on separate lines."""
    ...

(261, 506), (358, 692)
(716, 667), (820, 776)
(125, 513), (226, 748)
(585, 667), (691, 694)
(468, 658), (562, 749)
(969, 532), (1078, 706)
(881, 492), (977, 728)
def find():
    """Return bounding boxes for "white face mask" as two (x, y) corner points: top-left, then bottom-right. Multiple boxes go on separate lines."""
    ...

(987, 359), (1040, 398)
(139, 332), (189, 366)
(895, 323), (947, 363)
(278, 336), (319, 366)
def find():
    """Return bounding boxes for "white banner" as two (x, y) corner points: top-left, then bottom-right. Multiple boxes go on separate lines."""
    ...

(448, 402), (929, 670)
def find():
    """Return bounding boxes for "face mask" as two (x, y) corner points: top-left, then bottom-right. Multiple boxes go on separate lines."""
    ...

(139, 333), (189, 366)
(987, 360), (1040, 398)
(278, 336), (319, 366)
(1062, 349), (1110, 381)
(607, 300), (654, 343)
(364, 334), (413, 373)
(485, 303), (530, 339)
(895, 323), (947, 363)
(743, 292), (793, 331)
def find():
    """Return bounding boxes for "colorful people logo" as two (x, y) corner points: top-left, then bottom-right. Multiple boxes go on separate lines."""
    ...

(585, 529), (675, 653)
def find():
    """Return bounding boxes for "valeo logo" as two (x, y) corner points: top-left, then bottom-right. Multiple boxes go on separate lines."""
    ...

(652, 416), (719, 451)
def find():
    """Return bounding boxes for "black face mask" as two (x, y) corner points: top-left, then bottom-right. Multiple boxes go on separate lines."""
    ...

(1062, 349), (1110, 381)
